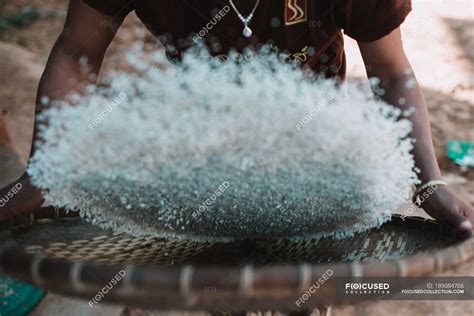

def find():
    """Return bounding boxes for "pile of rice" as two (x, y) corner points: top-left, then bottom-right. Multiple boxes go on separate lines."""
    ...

(28, 46), (419, 241)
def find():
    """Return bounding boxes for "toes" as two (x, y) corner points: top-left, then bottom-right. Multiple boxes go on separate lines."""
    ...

(440, 206), (472, 238)
(457, 222), (472, 239)
(458, 203), (474, 237)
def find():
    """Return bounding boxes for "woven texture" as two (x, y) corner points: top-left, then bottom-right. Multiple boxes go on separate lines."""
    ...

(1, 209), (471, 310)
(13, 216), (457, 267)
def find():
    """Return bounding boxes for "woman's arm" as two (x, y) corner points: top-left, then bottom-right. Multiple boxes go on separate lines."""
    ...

(358, 28), (473, 236)
(0, 0), (124, 220)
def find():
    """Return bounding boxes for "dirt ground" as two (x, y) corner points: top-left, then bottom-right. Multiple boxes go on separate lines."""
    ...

(0, 0), (472, 315)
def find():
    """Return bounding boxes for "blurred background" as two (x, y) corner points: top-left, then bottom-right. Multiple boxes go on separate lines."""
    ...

(0, 0), (472, 315)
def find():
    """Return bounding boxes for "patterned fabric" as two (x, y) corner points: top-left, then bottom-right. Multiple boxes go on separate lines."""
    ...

(81, 0), (411, 79)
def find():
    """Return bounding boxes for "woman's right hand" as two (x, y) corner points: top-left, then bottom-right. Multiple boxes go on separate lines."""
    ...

(0, 173), (44, 221)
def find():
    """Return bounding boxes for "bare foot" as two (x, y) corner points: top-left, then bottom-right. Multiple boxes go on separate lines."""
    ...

(0, 173), (44, 221)
(420, 185), (473, 238)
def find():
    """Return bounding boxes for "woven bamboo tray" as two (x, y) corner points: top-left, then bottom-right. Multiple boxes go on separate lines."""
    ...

(0, 206), (472, 312)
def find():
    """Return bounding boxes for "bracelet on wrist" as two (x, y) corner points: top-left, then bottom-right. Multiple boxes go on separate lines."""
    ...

(412, 180), (447, 205)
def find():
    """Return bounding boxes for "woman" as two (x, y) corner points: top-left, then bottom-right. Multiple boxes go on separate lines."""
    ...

(0, 0), (472, 236)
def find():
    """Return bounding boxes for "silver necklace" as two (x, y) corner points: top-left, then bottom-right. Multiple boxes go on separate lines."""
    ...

(229, 0), (261, 38)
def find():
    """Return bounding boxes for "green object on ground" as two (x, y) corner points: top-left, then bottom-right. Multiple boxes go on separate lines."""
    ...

(0, 276), (45, 316)
(0, 7), (40, 31)
(447, 140), (474, 168)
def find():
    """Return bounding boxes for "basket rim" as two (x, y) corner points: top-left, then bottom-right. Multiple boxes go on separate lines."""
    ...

(0, 207), (472, 310)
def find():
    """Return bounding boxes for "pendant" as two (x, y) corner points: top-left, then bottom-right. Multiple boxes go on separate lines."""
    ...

(243, 25), (252, 38)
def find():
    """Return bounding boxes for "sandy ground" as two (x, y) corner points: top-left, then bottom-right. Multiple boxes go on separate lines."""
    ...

(0, 0), (472, 315)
